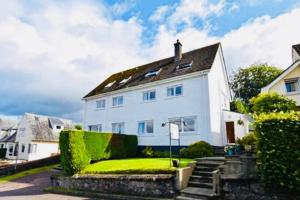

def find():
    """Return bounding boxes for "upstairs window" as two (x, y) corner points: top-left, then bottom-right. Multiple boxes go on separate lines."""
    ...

(96, 99), (106, 109)
(88, 124), (102, 132)
(143, 90), (156, 101)
(19, 128), (26, 137)
(145, 68), (162, 78)
(105, 81), (116, 88)
(138, 120), (154, 134)
(112, 96), (123, 107)
(120, 76), (131, 84)
(285, 78), (299, 93)
(167, 85), (183, 97)
(112, 122), (125, 134)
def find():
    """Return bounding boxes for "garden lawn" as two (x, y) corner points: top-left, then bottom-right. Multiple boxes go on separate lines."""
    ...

(81, 158), (193, 174)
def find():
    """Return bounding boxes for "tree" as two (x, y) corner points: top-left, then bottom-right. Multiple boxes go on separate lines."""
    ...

(250, 92), (297, 114)
(75, 124), (83, 130)
(230, 99), (250, 114)
(231, 64), (282, 103)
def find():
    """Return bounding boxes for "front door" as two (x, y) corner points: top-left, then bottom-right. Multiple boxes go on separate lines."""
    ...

(226, 122), (235, 143)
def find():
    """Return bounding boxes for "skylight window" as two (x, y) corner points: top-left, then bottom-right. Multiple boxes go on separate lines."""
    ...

(145, 68), (162, 78)
(120, 76), (131, 84)
(177, 61), (193, 70)
(105, 81), (116, 88)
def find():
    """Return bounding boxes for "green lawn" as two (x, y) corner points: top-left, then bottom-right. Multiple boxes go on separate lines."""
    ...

(0, 164), (58, 184)
(81, 158), (193, 174)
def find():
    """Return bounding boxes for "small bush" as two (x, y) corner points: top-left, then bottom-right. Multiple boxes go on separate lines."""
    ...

(142, 146), (154, 158)
(255, 112), (300, 194)
(180, 141), (213, 158)
(236, 132), (257, 148)
(141, 146), (170, 158)
(59, 130), (91, 175)
(0, 148), (7, 158)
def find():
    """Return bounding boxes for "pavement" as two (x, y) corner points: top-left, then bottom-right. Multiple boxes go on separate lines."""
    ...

(0, 171), (93, 200)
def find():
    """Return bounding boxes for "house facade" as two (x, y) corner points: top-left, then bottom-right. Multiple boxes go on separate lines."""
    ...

(83, 41), (248, 147)
(0, 118), (17, 159)
(15, 113), (74, 161)
(262, 44), (300, 107)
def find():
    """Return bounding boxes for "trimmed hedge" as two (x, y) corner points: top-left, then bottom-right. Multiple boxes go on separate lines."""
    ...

(180, 141), (213, 158)
(59, 130), (91, 175)
(59, 130), (138, 175)
(0, 148), (7, 158)
(255, 112), (300, 194)
(83, 131), (138, 160)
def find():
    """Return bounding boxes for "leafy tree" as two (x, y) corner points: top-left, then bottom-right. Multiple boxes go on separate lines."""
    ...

(75, 124), (83, 130)
(250, 92), (297, 114)
(230, 99), (250, 114)
(231, 64), (282, 103)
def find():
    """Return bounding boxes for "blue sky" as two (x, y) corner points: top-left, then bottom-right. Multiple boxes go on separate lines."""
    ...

(0, 0), (300, 122)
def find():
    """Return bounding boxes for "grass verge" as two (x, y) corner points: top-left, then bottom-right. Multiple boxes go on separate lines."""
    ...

(0, 164), (58, 184)
(81, 158), (193, 174)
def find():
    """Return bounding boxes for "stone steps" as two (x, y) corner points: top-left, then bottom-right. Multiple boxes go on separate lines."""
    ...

(188, 182), (213, 188)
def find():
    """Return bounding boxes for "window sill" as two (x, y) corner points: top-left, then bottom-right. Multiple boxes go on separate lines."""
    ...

(165, 95), (184, 100)
(141, 100), (156, 104)
(111, 105), (124, 108)
(95, 108), (105, 111)
(286, 91), (300, 96)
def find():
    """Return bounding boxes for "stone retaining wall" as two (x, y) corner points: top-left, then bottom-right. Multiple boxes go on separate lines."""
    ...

(51, 174), (177, 198)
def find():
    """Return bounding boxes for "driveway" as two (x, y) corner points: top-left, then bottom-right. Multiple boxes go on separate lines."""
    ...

(0, 171), (93, 200)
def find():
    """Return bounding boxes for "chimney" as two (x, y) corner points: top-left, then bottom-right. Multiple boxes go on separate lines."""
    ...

(174, 39), (182, 64)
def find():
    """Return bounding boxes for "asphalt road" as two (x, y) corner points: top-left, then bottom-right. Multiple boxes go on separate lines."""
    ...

(0, 171), (92, 200)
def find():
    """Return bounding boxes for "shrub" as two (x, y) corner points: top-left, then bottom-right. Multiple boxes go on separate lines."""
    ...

(236, 132), (257, 148)
(141, 146), (171, 158)
(255, 112), (300, 194)
(59, 130), (91, 175)
(0, 148), (6, 158)
(83, 131), (137, 161)
(142, 146), (154, 158)
(250, 93), (297, 114)
(180, 141), (213, 158)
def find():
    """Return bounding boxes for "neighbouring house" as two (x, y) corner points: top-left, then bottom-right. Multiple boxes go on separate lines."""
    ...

(83, 41), (248, 147)
(262, 44), (300, 107)
(0, 118), (17, 159)
(15, 113), (74, 161)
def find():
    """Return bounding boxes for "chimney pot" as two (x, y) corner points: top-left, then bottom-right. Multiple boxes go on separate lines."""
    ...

(174, 39), (182, 64)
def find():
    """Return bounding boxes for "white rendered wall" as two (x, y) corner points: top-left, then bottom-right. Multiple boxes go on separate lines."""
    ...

(27, 142), (59, 161)
(223, 111), (249, 141)
(84, 74), (213, 146)
(15, 116), (32, 160)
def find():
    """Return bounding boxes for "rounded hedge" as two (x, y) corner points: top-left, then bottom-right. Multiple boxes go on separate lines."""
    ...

(180, 141), (213, 158)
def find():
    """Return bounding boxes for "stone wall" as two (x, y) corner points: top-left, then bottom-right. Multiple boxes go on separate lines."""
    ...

(222, 178), (296, 200)
(51, 174), (177, 198)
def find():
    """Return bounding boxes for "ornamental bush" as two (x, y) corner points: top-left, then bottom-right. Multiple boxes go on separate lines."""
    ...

(250, 92), (297, 114)
(180, 141), (213, 158)
(83, 131), (137, 160)
(255, 112), (300, 194)
(236, 132), (257, 148)
(59, 130), (91, 175)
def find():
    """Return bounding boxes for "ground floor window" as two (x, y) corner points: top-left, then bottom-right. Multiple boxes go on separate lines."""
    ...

(8, 144), (14, 156)
(0, 144), (4, 149)
(28, 144), (37, 153)
(138, 120), (154, 134)
(88, 124), (102, 132)
(112, 122), (125, 134)
(169, 116), (197, 133)
(21, 144), (25, 153)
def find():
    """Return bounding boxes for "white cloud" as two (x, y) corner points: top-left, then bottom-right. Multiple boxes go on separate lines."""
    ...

(111, 0), (136, 16)
(228, 3), (240, 13)
(149, 5), (172, 23)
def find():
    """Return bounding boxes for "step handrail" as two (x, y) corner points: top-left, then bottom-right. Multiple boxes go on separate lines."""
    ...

(212, 169), (221, 194)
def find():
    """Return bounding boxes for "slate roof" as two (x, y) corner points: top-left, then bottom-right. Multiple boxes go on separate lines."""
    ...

(0, 118), (17, 130)
(293, 44), (300, 56)
(84, 43), (220, 98)
(0, 132), (17, 143)
(24, 113), (74, 142)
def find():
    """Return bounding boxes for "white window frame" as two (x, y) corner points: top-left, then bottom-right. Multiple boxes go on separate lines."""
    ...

(169, 116), (197, 133)
(8, 144), (14, 156)
(96, 99), (106, 109)
(112, 96), (124, 107)
(143, 90), (156, 102)
(28, 144), (37, 154)
(19, 128), (26, 137)
(167, 85), (183, 97)
(112, 122), (125, 134)
(88, 124), (102, 132)
(137, 120), (154, 135)
(285, 78), (300, 93)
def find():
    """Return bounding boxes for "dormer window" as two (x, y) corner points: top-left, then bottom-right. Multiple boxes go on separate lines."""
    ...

(120, 76), (131, 84)
(105, 81), (116, 88)
(145, 68), (162, 78)
(177, 61), (193, 70)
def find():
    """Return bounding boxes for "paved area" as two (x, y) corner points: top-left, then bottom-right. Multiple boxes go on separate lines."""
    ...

(0, 171), (92, 200)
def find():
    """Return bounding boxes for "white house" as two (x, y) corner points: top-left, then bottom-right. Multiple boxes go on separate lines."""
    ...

(83, 41), (248, 147)
(15, 113), (74, 161)
(0, 118), (17, 159)
(262, 44), (300, 107)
